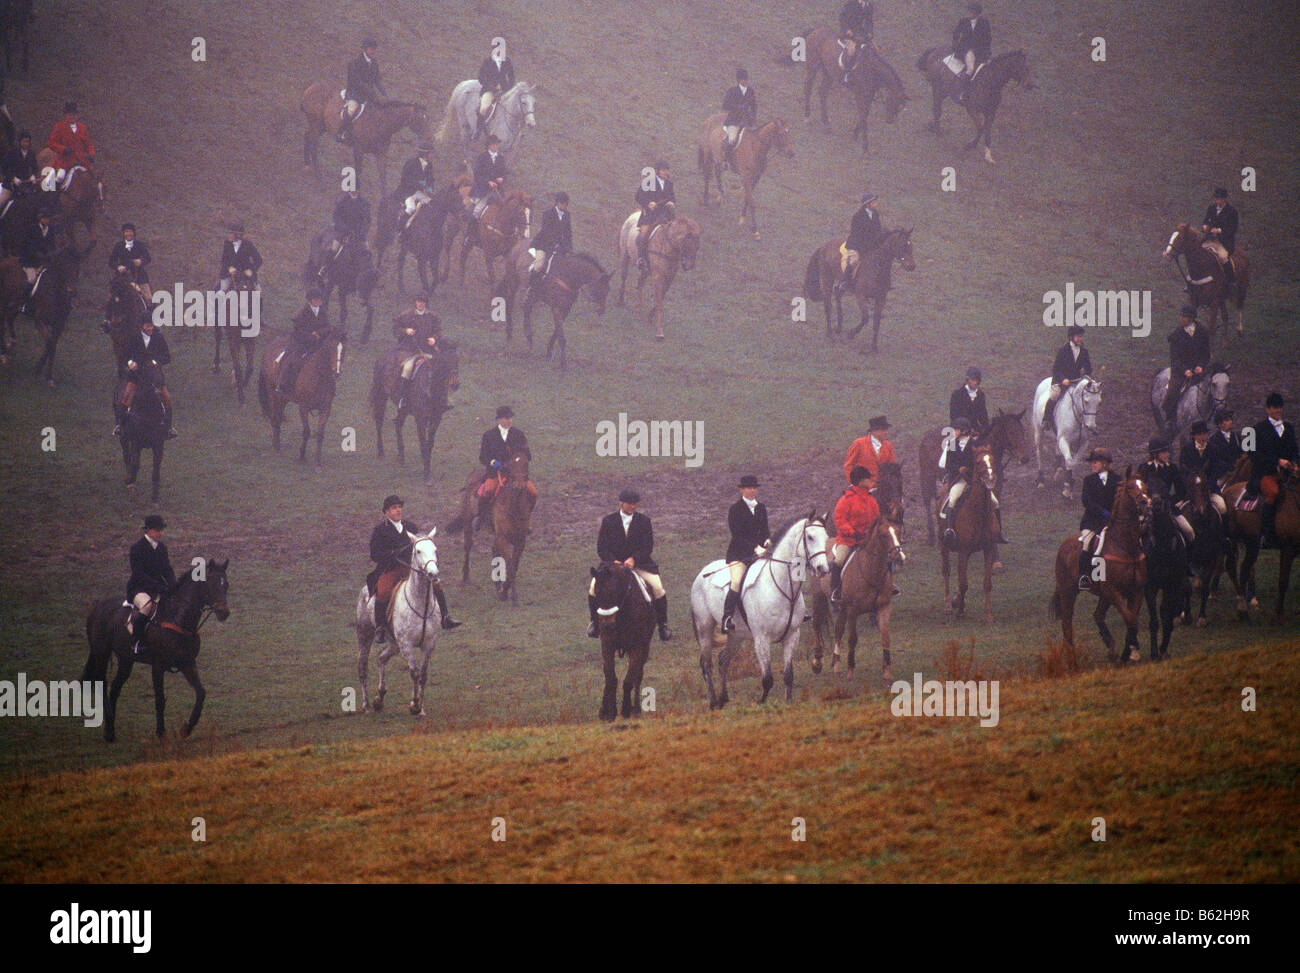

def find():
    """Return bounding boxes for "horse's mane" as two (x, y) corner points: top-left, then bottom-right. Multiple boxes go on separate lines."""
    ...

(770, 512), (814, 548)
(994, 49), (1026, 64)
(568, 251), (607, 275)
(863, 46), (904, 88)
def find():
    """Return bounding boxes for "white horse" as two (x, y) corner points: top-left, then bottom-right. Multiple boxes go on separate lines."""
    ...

(355, 528), (444, 716)
(435, 80), (538, 157)
(1031, 375), (1102, 498)
(1149, 365), (1230, 439)
(689, 512), (831, 708)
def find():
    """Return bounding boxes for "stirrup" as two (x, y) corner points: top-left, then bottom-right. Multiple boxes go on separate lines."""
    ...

(441, 615), (463, 630)
(1077, 576), (1091, 591)
(586, 620), (599, 638)
(830, 587), (842, 604)
(720, 611), (735, 633)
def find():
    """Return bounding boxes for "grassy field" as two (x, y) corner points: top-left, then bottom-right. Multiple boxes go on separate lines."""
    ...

(0, 0), (1297, 878)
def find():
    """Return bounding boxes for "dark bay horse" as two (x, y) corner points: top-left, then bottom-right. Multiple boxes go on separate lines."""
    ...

(300, 87), (428, 195)
(1050, 469), (1151, 662)
(1183, 471), (1227, 627)
(1222, 464), (1300, 620)
(495, 243), (611, 370)
(804, 227), (914, 350)
(591, 561), (654, 721)
(845, 45), (908, 153)
(919, 409), (1030, 544)
(369, 339), (460, 483)
(305, 231), (379, 340)
(115, 362), (169, 502)
(446, 450), (536, 603)
(210, 275), (258, 404)
(20, 244), (81, 385)
(697, 115), (794, 238)
(458, 189), (532, 286)
(82, 560), (230, 742)
(916, 49), (1034, 163)
(257, 328), (344, 466)
(374, 179), (469, 296)
(616, 212), (701, 341)
(939, 445), (1001, 622)
(1163, 223), (1250, 335)
(1143, 499), (1190, 661)
(103, 273), (150, 374)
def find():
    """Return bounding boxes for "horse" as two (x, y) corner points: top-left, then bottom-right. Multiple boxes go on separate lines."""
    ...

(207, 274), (259, 404)
(1222, 463), (1300, 620)
(846, 45), (909, 153)
(590, 561), (655, 721)
(494, 243), (611, 371)
(809, 511), (906, 683)
(1182, 471), (1226, 628)
(0, 184), (42, 255)
(458, 189), (532, 286)
(354, 529), (444, 716)
(616, 212), (701, 341)
(82, 560), (231, 743)
(803, 227), (915, 351)
(369, 338), (460, 483)
(304, 231), (379, 340)
(374, 177), (469, 296)
(0, 0), (32, 74)
(0, 254), (25, 365)
(300, 87), (429, 195)
(697, 116), (794, 238)
(256, 327), (344, 466)
(690, 512), (831, 708)
(1149, 363), (1230, 440)
(1163, 223), (1250, 335)
(445, 450), (536, 604)
(1219, 456), (1263, 620)
(1143, 497), (1190, 661)
(114, 361), (169, 502)
(937, 445), (1002, 622)
(916, 49), (1034, 163)
(32, 164), (105, 253)
(1031, 375), (1102, 497)
(435, 80), (538, 157)
(102, 273), (150, 375)
(1050, 469), (1151, 663)
(919, 409), (1030, 544)
(18, 244), (81, 385)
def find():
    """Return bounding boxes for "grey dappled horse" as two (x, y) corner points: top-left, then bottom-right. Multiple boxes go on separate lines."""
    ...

(435, 80), (537, 157)
(1031, 375), (1102, 498)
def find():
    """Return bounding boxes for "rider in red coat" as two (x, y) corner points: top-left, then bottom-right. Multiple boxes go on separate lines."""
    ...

(47, 102), (96, 173)
(830, 465), (881, 601)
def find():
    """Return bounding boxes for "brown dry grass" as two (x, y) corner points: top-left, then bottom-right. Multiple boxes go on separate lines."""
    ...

(1, 637), (1295, 883)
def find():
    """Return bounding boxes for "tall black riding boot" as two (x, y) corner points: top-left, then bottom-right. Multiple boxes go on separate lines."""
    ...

(994, 508), (1009, 544)
(1077, 547), (1093, 590)
(653, 595), (673, 641)
(432, 582), (463, 629)
(829, 561), (844, 603)
(374, 601), (388, 643)
(586, 595), (600, 638)
(1262, 503), (1278, 549)
(720, 588), (740, 633)
(131, 611), (150, 655)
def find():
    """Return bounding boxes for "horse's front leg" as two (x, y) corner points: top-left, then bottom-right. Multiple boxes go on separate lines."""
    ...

(1092, 595), (1117, 659)
(928, 90), (943, 133)
(599, 644), (618, 721)
(179, 663), (205, 736)
(955, 550), (969, 618)
(871, 297), (884, 352)
(877, 602), (893, 685)
(942, 545), (954, 614)
(754, 634), (774, 703)
(104, 653), (134, 743)
(151, 663), (166, 739)
(698, 626), (720, 709)
(150, 444), (163, 504)
(982, 547), (994, 624)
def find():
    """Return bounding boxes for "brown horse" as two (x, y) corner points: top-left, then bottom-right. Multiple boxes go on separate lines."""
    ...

(495, 242), (611, 370)
(446, 450), (536, 603)
(804, 227), (914, 351)
(919, 409), (1030, 544)
(591, 561), (655, 721)
(374, 172), (471, 294)
(11, 244), (81, 384)
(33, 154), (105, 251)
(212, 275), (258, 404)
(1162, 223), (1250, 335)
(1050, 469), (1151, 662)
(369, 338), (460, 483)
(938, 445), (1001, 622)
(809, 511), (906, 682)
(0, 254), (26, 365)
(616, 212), (701, 340)
(697, 115), (794, 238)
(1222, 461), (1299, 620)
(300, 85), (429, 195)
(102, 273), (150, 374)
(256, 328), (344, 466)
(916, 49), (1034, 163)
(458, 189), (532, 286)
(800, 26), (859, 127)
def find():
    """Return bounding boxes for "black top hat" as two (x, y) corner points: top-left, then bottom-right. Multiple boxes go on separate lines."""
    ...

(860, 192), (878, 204)
(736, 68), (749, 81)
(228, 220), (245, 234)
(849, 465), (873, 484)
(1179, 304), (1197, 319)
(1213, 187), (1228, 198)
(654, 159), (670, 171)
(1190, 420), (1210, 435)
(417, 142), (437, 153)
(618, 487), (641, 504)
(952, 416), (972, 431)
(16, 130), (30, 141)
(382, 494), (404, 510)
(1148, 436), (1169, 454)
(495, 405), (514, 419)
(1086, 447), (1112, 464)
(967, 2), (983, 15)
(63, 101), (78, 114)
(966, 366), (982, 382)
(554, 191), (570, 205)
(1266, 391), (1284, 408)
(1213, 407), (1234, 423)
(1067, 324), (1085, 338)
(868, 415), (890, 431)
(121, 222), (136, 234)
(485, 134), (502, 145)
(362, 35), (378, 48)
(306, 286), (324, 300)
(143, 514), (166, 530)
(739, 474), (760, 488)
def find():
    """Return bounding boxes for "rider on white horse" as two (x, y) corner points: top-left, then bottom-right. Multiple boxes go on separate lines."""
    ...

(1048, 325), (1093, 431)
(476, 40), (516, 138)
(721, 475), (771, 633)
(367, 495), (461, 643)
(587, 488), (673, 641)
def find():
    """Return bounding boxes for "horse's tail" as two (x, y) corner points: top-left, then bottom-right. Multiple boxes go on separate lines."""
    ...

(444, 511), (469, 533)
(804, 252), (822, 300)
(82, 602), (113, 683)
(1048, 590), (1061, 621)
(435, 92), (458, 145)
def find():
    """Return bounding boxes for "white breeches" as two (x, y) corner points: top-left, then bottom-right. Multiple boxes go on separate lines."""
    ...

(588, 570), (664, 600)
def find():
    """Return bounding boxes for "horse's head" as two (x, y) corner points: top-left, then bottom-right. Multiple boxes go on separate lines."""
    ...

(1079, 377), (1102, 432)
(891, 228), (916, 271)
(590, 561), (633, 620)
(991, 408), (1033, 464)
(1209, 363), (1230, 406)
(504, 191), (533, 234)
(972, 444), (996, 488)
(1163, 222), (1195, 260)
(506, 449), (530, 484)
(771, 118), (795, 158)
(519, 85), (538, 129)
(870, 513), (907, 568)
(410, 529), (441, 583)
(874, 461), (905, 509)
(669, 217), (701, 270)
(1120, 467), (1153, 532)
(1186, 471), (1210, 512)
(799, 510), (832, 577)
(201, 559), (231, 621)
(406, 104), (431, 139)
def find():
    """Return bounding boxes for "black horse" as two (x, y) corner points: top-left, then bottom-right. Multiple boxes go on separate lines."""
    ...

(1183, 472), (1227, 627)
(24, 245), (81, 385)
(374, 186), (464, 296)
(305, 230), (379, 341)
(0, 0), (32, 74)
(82, 560), (230, 743)
(591, 561), (654, 722)
(0, 184), (41, 255)
(916, 48), (1034, 164)
(115, 361), (169, 502)
(1143, 499), (1190, 660)
(370, 338), (460, 483)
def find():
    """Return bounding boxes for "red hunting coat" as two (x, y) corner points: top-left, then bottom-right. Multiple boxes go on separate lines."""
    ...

(48, 120), (96, 170)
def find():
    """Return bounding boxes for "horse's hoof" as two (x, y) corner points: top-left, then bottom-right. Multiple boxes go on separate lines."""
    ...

(1194, 617), (1207, 629)
(753, 231), (762, 241)
(181, 721), (193, 738)
(831, 653), (840, 674)
(811, 657), (822, 675)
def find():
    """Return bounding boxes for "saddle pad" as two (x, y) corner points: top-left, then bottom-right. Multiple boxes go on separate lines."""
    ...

(631, 572), (653, 604)
(1235, 494), (1259, 512)
(942, 54), (964, 75)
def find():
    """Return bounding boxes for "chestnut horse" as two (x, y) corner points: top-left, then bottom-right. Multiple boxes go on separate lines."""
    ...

(919, 409), (1030, 544)
(495, 242), (611, 371)
(300, 86), (429, 195)
(616, 212), (701, 340)
(800, 26), (908, 142)
(1162, 223), (1250, 335)
(1050, 469), (1151, 662)
(445, 450), (536, 604)
(458, 189), (532, 286)
(256, 328), (344, 466)
(938, 445), (1001, 622)
(591, 561), (655, 721)
(33, 154), (104, 251)
(916, 49), (1034, 164)
(1222, 461), (1300, 620)
(697, 116), (794, 238)
(803, 227), (915, 351)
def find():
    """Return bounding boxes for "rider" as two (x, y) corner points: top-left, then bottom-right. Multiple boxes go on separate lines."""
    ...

(476, 38), (517, 138)
(325, 187), (371, 274)
(527, 191), (573, 294)
(43, 101), (96, 192)
(217, 221), (262, 292)
(838, 0), (875, 80)
(588, 488), (673, 641)
(830, 465), (880, 603)
(1047, 325), (1093, 430)
(392, 293), (441, 408)
(1201, 187), (1239, 288)
(108, 222), (153, 303)
(634, 160), (677, 270)
(1246, 392), (1298, 549)
(475, 406), (538, 529)
(368, 494), (462, 643)
(18, 207), (58, 312)
(721, 474), (771, 633)
(339, 36), (388, 146)
(1162, 305), (1211, 434)
(1180, 420), (1229, 518)
(118, 317), (177, 439)
(0, 130), (39, 216)
(952, 2), (992, 104)
(1076, 447), (1117, 590)
(397, 143), (438, 230)
(843, 414), (896, 483)
(1205, 407), (1242, 490)
(837, 192), (883, 295)
(127, 514), (177, 656)
(275, 287), (329, 396)
(937, 416), (1008, 546)
(949, 366), (990, 437)
(466, 135), (508, 237)
(720, 68), (757, 171)
(1139, 436), (1195, 543)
